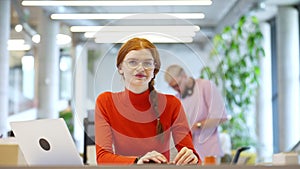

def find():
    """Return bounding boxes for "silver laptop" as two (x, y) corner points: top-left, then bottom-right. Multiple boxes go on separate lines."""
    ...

(10, 118), (84, 166)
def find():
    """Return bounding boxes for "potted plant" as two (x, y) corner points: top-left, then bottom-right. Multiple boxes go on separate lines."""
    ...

(200, 15), (265, 149)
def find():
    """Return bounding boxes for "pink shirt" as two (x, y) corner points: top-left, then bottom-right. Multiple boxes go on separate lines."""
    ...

(180, 79), (227, 159)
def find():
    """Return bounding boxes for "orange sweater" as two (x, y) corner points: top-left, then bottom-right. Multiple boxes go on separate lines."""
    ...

(95, 89), (199, 165)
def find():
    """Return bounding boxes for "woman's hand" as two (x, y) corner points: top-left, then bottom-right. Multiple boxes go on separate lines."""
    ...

(137, 151), (168, 164)
(172, 147), (198, 165)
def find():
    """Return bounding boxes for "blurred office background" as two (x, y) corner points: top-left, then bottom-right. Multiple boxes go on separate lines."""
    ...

(1, 0), (300, 164)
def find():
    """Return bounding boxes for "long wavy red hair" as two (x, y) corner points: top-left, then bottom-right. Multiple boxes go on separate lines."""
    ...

(116, 37), (164, 137)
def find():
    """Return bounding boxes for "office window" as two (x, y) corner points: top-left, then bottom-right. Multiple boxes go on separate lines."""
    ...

(269, 17), (279, 153)
(9, 53), (35, 115)
(59, 52), (72, 100)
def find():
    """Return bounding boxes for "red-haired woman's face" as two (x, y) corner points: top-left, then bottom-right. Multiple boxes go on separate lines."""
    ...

(118, 49), (155, 91)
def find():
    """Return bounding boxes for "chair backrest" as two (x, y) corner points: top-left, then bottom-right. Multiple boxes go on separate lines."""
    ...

(290, 140), (300, 152)
(83, 109), (95, 165)
(85, 109), (95, 138)
(231, 146), (250, 165)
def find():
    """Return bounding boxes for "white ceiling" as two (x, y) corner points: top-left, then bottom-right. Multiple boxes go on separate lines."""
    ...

(9, 0), (300, 43)
(7, 0), (300, 66)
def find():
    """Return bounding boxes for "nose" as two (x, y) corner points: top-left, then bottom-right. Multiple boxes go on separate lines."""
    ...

(170, 83), (180, 92)
(173, 85), (181, 93)
(135, 62), (145, 70)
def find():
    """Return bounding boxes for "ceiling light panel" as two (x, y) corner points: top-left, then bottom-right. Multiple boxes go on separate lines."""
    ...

(82, 26), (199, 43)
(70, 25), (200, 32)
(51, 13), (205, 20)
(94, 34), (193, 43)
(22, 0), (212, 6)
(7, 39), (31, 51)
(84, 31), (196, 38)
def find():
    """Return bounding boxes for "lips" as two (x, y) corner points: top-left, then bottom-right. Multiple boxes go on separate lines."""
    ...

(135, 74), (146, 78)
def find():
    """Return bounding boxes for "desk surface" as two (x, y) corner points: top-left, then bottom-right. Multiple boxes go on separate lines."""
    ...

(0, 165), (300, 169)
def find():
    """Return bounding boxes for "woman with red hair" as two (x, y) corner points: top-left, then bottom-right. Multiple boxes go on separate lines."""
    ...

(95, 37), (200, 165)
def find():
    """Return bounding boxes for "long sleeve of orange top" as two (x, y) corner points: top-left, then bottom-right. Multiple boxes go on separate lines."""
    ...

(94, 92), (136, 165)
(94, 90), (200, 165)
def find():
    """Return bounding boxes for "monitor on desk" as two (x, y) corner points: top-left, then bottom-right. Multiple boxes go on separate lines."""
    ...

(10, 118), (84, 166)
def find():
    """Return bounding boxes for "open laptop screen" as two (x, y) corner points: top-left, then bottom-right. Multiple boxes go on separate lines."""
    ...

(10, 118), (83, 166)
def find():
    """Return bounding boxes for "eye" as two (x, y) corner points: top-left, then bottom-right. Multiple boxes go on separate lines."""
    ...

(143, 61), (154, 67)
(127, 60), (138, 66)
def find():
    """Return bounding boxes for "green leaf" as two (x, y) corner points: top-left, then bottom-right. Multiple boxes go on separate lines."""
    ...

(200, 15), (264, 149)
(255, 31), (263, 40)
(237, 27), (242, 37)
(213, 34), (222, 44)
(223, 26), (232, 34)
(257, 47), (266, 57)
(251, 16), (259, 24)
(238, 16), (246, 27)
(254, 66), (260, 75)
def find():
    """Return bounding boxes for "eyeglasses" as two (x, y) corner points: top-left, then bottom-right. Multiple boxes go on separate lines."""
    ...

(123, 59), (155, 70)
(168, 71), (184, 92)
(169, 79), (181, 92)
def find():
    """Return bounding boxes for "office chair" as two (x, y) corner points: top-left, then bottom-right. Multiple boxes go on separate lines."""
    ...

(231, 146), (250, 165)
(83, 109), (95, 165)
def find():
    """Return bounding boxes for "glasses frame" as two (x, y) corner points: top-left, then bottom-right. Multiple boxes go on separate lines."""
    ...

(123, 59), (156, 70)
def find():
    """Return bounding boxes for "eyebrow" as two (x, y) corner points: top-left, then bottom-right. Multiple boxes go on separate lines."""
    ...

(127, 58), (154, 61)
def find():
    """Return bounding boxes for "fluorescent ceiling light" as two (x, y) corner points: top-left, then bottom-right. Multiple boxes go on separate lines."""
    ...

(22, 0), (212, 6)
(8, 39), (31, 51)
(8, 44), (31, 51)
(84, 31), (196, 38)
(94, 34), (193, 43)
(15, 24), (23, 32)
(32, 34), (41, 43)
(7, 39), (25, 45)
(51, 13), (205, 20)
(70, 25), (200, 32)
(31, 34), (71, 45)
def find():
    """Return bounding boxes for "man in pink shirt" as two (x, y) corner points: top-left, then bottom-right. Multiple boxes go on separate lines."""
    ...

(165, 64), (228, 161)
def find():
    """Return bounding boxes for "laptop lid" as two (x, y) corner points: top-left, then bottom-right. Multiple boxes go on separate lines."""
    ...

(10, 118), (84, 166)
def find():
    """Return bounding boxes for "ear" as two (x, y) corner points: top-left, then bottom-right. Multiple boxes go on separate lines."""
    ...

(150, 72), (154, 79)
(118, 66), (124, 75)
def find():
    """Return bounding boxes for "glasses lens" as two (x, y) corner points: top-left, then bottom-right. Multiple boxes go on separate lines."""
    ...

(127, 60), (139, 68)
(142, 61), (155, 69)
(125, 59), (155, 69)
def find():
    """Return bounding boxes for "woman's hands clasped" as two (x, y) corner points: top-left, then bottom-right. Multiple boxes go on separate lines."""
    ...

(136, 151), (168, 164)
(172, 147), (198, 165)
(136, 147), (198, 165)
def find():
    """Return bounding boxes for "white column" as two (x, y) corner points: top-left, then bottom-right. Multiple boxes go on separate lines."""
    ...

(0, 0), (10, 137)
(37, 10), (60, 119)
(256, 22), (273, 162)
(276, 6), (300, 152)
(73, 43), (88, 153)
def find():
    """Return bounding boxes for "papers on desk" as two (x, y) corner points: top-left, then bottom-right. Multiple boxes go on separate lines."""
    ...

(0, 137), (27, 166)
(272, 152), (299, 165)
(86, 145), (97, 165)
